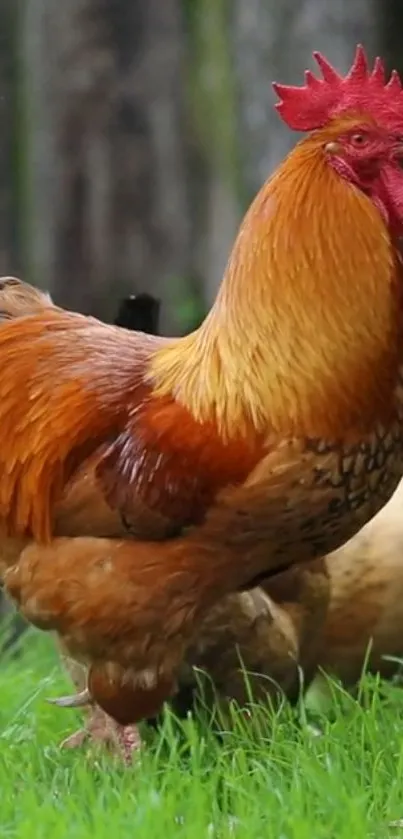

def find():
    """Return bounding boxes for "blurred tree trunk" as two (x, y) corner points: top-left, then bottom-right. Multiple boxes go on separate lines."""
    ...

(185, 0), (241, 309)
(378, 0), (403, 76)
(22, 0), (190, 331)
(0, 0), (24, 636)
(231, 0), (378, 202)
(0, 0), (20, 275)
(187, 0), (381, 307)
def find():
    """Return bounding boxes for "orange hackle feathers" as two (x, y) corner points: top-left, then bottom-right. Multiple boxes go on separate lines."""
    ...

(149, 120), (401, 441)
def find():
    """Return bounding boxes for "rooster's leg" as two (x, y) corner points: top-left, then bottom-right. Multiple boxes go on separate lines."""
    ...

(59, 704), (141, 764)
(53, 640), (142, 763)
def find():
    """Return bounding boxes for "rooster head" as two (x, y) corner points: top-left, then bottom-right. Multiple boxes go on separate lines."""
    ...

(273, 46), (403, 235)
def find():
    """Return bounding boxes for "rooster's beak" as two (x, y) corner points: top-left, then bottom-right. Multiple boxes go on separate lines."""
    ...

(324, 142), (341, 154)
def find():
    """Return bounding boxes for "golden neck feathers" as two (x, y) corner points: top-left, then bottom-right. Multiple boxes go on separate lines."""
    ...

(149, 137), (402, 441)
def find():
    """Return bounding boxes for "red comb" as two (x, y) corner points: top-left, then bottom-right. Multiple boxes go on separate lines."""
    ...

(273, 44), (403, 131)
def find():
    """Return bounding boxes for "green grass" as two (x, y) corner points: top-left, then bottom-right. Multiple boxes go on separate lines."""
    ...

(1, 632), (403, 838)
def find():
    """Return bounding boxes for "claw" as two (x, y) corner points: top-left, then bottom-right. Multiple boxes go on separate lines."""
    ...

(59, 728), (89, 749)
(46, 688), (91, 708)
(117, 724), (142, 765)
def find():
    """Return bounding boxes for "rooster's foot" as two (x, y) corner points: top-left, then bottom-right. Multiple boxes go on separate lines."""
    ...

(58, 705), (141, 764)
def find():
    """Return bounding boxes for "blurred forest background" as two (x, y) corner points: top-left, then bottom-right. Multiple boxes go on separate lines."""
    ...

(0, 0), (403, 641)
(1, 0), (402, 331)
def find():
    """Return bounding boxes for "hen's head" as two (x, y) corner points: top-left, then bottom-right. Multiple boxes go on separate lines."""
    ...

(273, 46), (403, 234)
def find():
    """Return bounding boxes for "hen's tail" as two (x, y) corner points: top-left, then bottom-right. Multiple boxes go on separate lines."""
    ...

(114, 293), (161, 335)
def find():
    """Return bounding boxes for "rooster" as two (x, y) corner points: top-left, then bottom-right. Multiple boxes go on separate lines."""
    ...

(1, 46), (403, 759)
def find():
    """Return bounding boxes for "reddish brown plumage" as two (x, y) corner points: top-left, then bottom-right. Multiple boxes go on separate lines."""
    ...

(87, 664), (175, 726)
(170, 480), (403, 715)
(58, 479), (403, 730)
(0, 307), (267, 544)
(2, 48), (403, 740)
(98, 395), (264, 532)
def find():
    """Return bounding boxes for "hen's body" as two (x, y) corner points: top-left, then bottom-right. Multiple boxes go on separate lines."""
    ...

(320, 479), (403, 685)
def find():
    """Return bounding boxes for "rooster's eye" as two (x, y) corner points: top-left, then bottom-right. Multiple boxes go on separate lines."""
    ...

(351, 132), (368, 147)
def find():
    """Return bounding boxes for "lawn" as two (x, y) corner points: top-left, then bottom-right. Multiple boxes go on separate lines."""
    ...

(1, 630), (403, 839)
